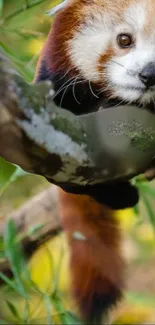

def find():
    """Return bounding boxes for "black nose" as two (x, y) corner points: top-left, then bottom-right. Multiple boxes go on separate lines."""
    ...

(139, 63), (155, 88)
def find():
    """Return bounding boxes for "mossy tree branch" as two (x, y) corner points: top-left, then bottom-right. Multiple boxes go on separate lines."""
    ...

(0, 53), (96, 187)
(0, 52), (155, 188)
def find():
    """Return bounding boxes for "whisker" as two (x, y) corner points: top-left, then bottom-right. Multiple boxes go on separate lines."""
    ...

(97, 83), (112, 95)
(72, 75), (82, 104)
(59, 79), (76, 108)
(59, 76), (79, 107)
(110, 60), (124, 68)
(58, 66), (76, 82)
(98, 59), (137, 76)
(52, 76), (76, 99)
(60, 78), (84, 107)
(88, 80), (99, 99)
(111, 99), (126, 108)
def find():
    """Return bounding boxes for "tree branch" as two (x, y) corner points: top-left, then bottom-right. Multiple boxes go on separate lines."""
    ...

(0, 53), (95, 186)
(0, 185), (60, 237)
(1, 52), (155, 187)
(0, 185), (61, 275)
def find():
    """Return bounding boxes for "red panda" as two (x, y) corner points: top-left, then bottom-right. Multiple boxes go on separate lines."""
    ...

(34, 0), (155, 322)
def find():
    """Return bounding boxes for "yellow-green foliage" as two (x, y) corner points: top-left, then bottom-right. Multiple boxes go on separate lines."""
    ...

(0, 0), (60, 81)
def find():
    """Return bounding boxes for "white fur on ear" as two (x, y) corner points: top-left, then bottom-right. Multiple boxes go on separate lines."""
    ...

(47, 0), (69, 16)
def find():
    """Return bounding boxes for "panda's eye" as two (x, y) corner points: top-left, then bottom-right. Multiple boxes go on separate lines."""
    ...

(117, 34), (134, 48)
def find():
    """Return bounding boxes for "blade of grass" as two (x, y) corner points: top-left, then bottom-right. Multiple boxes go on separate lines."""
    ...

(0, 0), (3, 17)
(0, 45), (34, 81)
(64, 311), (83, 325)
(52, 245), (64, 296)
(133, 204), (139, 216)
(1, 0), (48, 27)
(3, 219), (28, 298)
(6, 300), (22, 321)
(51, 295), (69, 324)
(0, 272), (27, 298)
(0, 158), (17, 195)
(44, 295), (53, 325)
(22, 299), (30, 325)
(138, 182), (155, 198)
(141, 194), (155, 232)
(51, 295), (82, 325)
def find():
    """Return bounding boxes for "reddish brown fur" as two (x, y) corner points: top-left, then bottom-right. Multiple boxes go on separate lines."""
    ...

(35, 4), (82, 81)
(98, 48), (114, 74)
(34, 1), (126, 322)
(59, 190), (124, 323)
(98, 47), (114, 98)
(34, 0), (155, 319)
(35, 0), (128, 82)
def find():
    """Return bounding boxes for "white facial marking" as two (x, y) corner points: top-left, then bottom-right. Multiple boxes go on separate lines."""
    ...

(68, 15), (111, 81)
(68, 0), (155, 104)
(108, 2), (155, 104)
(124, 1), (147, 31)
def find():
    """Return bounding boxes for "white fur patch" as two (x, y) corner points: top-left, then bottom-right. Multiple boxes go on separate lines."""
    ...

(104, 1), (155, 103)
(124, 1), (147, 31)
(68, 15), (112, 81)
(107, 43), (155, 103)
(68, 0), (155, 104)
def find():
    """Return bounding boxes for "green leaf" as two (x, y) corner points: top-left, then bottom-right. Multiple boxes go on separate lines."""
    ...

(51, 296), (82, 325)
(0, 0), (3, 17)
(0, 158), (26, 195)
(0, 237), (4, 250)
(141, 194), (155, 231)
(0, 237), (5, 259)
(11, 166), (28, 180)
(3, 219), (28, 298)
(138, 182), (155, 198)
(0, 158), (17, 194)
(6, 301), (21, 320)
(64, 311), (83, 325)
(52, 246), (64, 295)
(0, 272), (27, 298)
(44, 295), (53, 325)
(4, 219), (25, 274)
(0, 45), (34, 82)
(27, 223), (44, 237)
(22, 300), (30, 324)
(133, 204), (139, 216)
(51, 296), (67, 324)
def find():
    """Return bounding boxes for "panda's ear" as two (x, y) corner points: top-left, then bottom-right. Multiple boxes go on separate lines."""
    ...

(47, 0), (71, 16)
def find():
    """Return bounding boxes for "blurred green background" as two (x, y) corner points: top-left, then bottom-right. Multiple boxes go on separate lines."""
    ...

(0, 0), (155, 324)
(0, 0), (59, 81)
